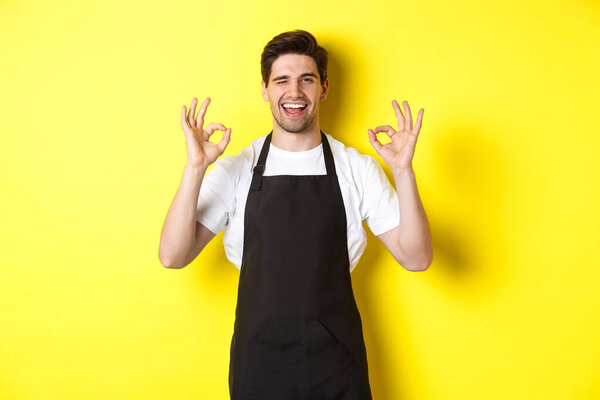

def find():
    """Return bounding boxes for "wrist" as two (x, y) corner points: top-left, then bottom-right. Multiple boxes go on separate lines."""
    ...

(185, 162), (208, 177)
(391, 166), (414, 176)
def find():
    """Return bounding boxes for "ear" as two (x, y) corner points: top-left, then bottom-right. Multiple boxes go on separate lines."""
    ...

(320, 78), (330, 101)
(261, 80), (269, 102)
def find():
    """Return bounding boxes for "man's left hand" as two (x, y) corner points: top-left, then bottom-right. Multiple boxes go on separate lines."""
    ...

(368, 100), (424, 171)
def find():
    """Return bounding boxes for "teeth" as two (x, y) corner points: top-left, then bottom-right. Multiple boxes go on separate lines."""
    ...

(283, 104), (306, 109)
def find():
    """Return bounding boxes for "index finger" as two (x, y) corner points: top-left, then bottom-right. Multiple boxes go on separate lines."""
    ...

(195, 97), (211, 128)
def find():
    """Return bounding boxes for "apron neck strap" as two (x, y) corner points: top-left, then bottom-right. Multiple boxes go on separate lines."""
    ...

(250, 130), (336, 191)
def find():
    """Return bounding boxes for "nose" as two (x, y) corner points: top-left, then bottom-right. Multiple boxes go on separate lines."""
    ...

(288, 80), (301, 97)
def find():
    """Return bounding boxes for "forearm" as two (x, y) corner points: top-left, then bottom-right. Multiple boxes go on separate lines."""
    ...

(158, 163), (207, 268)
(391, 167), (433, 269)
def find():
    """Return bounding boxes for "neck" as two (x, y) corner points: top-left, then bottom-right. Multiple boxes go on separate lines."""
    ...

(271, 125), (322, 152)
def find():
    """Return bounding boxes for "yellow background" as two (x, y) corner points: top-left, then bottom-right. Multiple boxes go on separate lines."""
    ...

(1, 0), (599, 398)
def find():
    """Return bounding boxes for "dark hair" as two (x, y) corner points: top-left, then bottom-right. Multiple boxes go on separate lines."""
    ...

(261, 29), (328, 88)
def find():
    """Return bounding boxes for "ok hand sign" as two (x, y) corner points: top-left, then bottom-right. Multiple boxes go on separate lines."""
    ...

(181, 97), (231, 169)
(368, 100), (424, 171)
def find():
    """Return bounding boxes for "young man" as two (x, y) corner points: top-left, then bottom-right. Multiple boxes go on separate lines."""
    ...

(159, 29), (432, 399)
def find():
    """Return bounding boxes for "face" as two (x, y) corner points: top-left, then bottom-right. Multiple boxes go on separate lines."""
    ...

(262, 53), (329, 134)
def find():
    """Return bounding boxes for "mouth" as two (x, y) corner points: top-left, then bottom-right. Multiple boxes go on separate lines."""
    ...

(281, 102), (308, 117)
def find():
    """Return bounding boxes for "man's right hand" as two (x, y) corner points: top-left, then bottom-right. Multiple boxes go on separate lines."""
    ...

(181, 97), (231, 168)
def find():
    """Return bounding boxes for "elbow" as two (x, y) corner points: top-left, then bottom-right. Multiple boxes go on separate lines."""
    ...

(401, 253), (433, 272)
(417, 254), (433, 271)
(392, 238), (433, 272)
(412, 261), (431, 272)
(159, 257), (183, 269)
(158, 249), (186, 269)
(162, 261), (185, 269)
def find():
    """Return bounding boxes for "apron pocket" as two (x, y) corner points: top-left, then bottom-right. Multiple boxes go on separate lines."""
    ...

(306, 318), (355, 400)
(235, 316), (311, 399)
(233, 316), (356, 399)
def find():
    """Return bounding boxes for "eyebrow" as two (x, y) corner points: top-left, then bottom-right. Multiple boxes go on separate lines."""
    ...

(271, 72), (318, 82)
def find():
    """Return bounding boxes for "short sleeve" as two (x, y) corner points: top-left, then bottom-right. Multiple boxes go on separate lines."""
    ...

(195, 156), (236, 235)
(360, 155), (400, 236)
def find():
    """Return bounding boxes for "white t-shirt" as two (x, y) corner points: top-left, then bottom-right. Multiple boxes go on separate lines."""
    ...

(196, 132), (400, 273)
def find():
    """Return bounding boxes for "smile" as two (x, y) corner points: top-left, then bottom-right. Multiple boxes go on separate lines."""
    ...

(281, 102), (308, 117)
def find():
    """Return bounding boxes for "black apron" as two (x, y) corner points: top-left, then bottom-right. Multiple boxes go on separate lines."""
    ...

(228, 130), (373, 399)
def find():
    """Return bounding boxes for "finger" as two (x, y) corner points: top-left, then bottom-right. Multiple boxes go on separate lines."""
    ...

(413, 108), (424, 134)
(204, 123), (227, 140)
(403, 100), (413, 130)
(392, 100), (405, 131)
(217, 127), (232, 154)
(188, 97), (198, 127)
(195, 97), (211, 129)
(373, 125), (396, 138)
(368, 129), (383, 154)
(181, 105), (191, 130)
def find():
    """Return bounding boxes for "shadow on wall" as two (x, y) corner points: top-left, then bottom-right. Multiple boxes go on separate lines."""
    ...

(317, 40), (404, 400)
(319, 39), (514, 399)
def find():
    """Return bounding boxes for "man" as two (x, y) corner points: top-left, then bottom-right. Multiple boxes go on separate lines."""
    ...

(159, 29), (432, 400)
